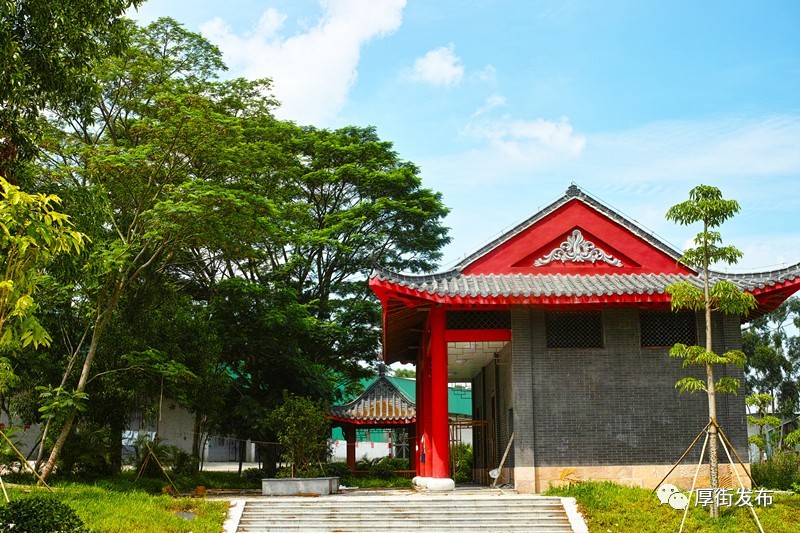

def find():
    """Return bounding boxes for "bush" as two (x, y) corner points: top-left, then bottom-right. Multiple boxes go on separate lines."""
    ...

(752, 451), (800, 490)
(242, 468), (269, 483)
(127, 437), (183, 479)
(381, 457), (409, 470)
(268, 392), (331, 477)
(452, 443), (473, 484)
(171, 450), (199, 476)
(369, 459), (395, 480)
(0, 495), (86, 533)
(323, 462), (352, 478)
(58, 426), (115, 478)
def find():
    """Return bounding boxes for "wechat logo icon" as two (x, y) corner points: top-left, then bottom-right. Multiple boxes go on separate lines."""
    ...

(657, 484), (689, 510)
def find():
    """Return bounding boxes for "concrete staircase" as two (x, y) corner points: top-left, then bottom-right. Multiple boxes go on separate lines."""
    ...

(234, 491), (580, 532)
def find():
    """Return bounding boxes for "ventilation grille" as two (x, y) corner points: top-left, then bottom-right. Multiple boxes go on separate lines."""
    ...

(640, 311), (697, 347)
(546, 311), (603, 348)
(446, 310), (511, 330)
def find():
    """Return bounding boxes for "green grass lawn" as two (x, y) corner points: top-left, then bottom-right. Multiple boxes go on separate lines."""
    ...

(0, 471), (413, 532)
(545, 481), (800, 532)
(3, 472), (236, 533)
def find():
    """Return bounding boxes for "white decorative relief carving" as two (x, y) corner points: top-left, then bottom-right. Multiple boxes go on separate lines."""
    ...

(534, 229), (623, 267)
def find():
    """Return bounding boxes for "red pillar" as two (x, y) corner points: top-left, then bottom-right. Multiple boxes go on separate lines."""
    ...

(421, 347), (433, 477)
(344, 426), (356, 472)
(408, 423), (417, 471)
(428, 306), (450, 478)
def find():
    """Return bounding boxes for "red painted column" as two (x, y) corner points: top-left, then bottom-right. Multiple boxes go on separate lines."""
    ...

(428, 306), (450, 478)
(414, 348), (423, 475)
(408, 423), (417, 471)
(421, 347), (433, 477)
(344, 426), (356, 471)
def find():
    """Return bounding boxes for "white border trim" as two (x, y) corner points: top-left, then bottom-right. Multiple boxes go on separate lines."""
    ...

(561, 496), (589, 533)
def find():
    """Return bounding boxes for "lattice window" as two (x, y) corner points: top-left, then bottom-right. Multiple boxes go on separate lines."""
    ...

(640, 311), (697, 347)
(446, 310), (511, 330)
(545, 311), (603, 348)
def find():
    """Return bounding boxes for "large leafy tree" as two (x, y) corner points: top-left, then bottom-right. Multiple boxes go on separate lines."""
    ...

(17, 15), (450, 480)
(1, 0), (142, 181)
(743, 298), (800, 417)
(665, 185), (757, 518)
(33, 18), (277, 481)
(245, 124), (450, 364)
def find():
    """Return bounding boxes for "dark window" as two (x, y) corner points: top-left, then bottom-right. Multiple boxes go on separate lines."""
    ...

(545, 311), (603, 348)
(446, 310), (511, 330)
(640, 311), (697, 347)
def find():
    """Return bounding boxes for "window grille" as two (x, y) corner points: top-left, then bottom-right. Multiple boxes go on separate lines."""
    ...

(545, 311), (603, 348)
(446, 310), (511, 330)
(640, 311), (697, 347)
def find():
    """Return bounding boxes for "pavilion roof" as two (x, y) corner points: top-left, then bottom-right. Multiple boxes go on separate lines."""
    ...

(330, 375), (416, 426)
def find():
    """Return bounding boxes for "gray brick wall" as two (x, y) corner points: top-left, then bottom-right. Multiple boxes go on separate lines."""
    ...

(498, 308), (749, 467)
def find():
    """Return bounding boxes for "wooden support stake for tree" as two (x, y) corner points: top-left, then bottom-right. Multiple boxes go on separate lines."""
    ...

(716, 422), (764, 533)
(142, 438), (178, 496)
(0, 429), (52, 492)
(652, 420), (713, 494)
(679, 430), (710, 533)
(713, 419), (756, 487)
(491, 432), (514, 488)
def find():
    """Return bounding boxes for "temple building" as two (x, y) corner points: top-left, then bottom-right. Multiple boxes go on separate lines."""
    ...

(369, 185), (800, 492)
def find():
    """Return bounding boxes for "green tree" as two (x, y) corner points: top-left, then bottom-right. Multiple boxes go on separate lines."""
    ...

(393, 368), (416, 379)
(0, 177), (86, 348)
(1, 0), (142, 181)
(743, 298), (800, 418)
(268, 391), (331, 477)
(665, 184), (757, 518)
(210, 278), (338, 474)
(746, 392), (783, 460)
(34, 18), (276, 481)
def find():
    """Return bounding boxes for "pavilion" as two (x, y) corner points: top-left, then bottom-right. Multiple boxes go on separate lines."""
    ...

(329, 366), (472, 472)
(369, 185), (800, 492)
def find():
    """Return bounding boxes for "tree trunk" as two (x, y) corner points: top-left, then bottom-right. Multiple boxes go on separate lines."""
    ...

(703, 226), (719, 519)
(40, 297), (117, 483)
(706, 362), (719, 518)
(110, 418), (123, 472)
(238, 439), (246, 475)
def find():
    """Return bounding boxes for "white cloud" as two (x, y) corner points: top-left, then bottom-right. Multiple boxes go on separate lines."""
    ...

(408, 44), (465, 87)
(460, 115), (586, 164)
(472, 65), (497, 84)
(472, 93), (507, 116)
(200, 0), (406, 125)
(418, 114), (800, 268)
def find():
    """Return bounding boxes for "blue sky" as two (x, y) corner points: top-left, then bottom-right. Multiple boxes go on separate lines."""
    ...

(130, 1), (800, 272)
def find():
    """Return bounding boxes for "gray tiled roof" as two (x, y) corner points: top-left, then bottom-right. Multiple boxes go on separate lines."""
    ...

(330, 377), (415, 423)
(371, 265), (800, 300)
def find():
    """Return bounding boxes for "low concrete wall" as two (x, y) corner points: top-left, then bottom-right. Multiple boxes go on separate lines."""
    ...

(515, 463), (752, 493)
(261, 477), (340, 496)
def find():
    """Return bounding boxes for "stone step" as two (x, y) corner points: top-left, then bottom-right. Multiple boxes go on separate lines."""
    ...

(241, 503), (567, 511)
(237, 525), (574, 533)
(234, 494), (579, 532)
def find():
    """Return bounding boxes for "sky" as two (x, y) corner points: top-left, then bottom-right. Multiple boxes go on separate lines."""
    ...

(129, 0), (800, 273)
